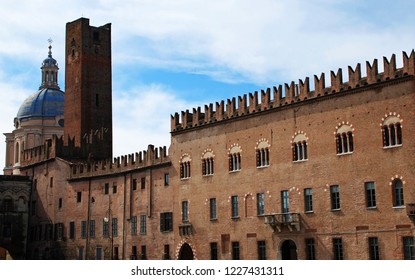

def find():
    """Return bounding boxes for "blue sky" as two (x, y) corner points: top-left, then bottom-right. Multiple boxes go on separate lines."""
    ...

(1, 0), (415, 169)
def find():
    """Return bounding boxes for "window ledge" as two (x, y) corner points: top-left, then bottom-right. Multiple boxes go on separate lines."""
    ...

(393, 206), (405, 209)
(304, 211), (314, 214)
(293, 159), (308, 163)
(231, 216), (240, 220)
(210, 218), (218, 222)
(257, 165), (270, 169)
(180, 177), (190, 181)
(229, 169), (241, 173)
(331, 208), (341, 212)
(383, 144), (402, 150)
(366, 206), (377, 210)
(337, 152), (353, 156)
(203, 174), (214, 177)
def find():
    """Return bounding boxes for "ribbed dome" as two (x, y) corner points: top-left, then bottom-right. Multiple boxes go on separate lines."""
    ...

(16, 88), (64, 120)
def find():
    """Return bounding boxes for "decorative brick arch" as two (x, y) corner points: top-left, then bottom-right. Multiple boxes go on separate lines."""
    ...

(255, 138), (270, 150)
(291, 131), (308, 143)
(380, 112), (403, 127)
(201, 148), (214, 159)
(175, 239), (197, 260)
(228, 143), (242, 155)
(389, 174), (405, 186)
(180, 153), (191, 163)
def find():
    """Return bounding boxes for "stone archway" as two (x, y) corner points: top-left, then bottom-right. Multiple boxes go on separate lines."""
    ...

(178, 243), (194, 260)
(280, 240), (297, 260)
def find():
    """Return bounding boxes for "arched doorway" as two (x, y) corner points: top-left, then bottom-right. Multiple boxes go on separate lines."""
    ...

(178, 243), (194, 260)
(281, 240), (297, 260)
(0, 247), (12, 260)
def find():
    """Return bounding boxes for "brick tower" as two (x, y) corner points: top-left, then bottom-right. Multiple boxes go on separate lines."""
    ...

(64, 18), (113, 160)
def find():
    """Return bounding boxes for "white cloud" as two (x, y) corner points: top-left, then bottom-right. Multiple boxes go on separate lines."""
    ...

(1, 0), (415, 169)
(0, 71), (34, 170)
(112, 84), (198, 157)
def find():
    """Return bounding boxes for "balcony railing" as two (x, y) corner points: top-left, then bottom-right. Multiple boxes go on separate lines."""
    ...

(263, 213), (301, 232)
(179, 223), (192, 236)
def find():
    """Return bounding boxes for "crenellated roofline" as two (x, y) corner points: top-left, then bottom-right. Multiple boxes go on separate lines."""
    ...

(171, 50), (415, 134)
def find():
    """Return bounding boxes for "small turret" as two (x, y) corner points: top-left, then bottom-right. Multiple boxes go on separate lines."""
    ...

(40, 39), (60, 90)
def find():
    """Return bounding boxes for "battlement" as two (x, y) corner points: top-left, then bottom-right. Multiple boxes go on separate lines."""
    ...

(171, 50), (415, 132)
(69, 145), (170, 180)
(21, 138), (56, 166)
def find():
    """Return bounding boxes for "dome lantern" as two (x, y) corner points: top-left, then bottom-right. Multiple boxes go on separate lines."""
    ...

(40, 39), (60, 90)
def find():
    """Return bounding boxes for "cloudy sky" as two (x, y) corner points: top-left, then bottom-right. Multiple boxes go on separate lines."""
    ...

(1, 0), (415, 169)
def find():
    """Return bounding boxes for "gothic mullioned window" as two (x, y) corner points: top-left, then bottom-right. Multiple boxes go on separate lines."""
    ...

(228, 144), (242, 172)
(381, 113), (403, 148)
(292, 132), (308, 162)
(256, 139), (270, 167)
(180, 154), (191, 179)
(335, 122), (354, 155)
(202, 149), (214, 176)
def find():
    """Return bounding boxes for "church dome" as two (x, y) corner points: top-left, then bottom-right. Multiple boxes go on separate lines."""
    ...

(16, 87), (64, 121)
(15, 42), (64, 122)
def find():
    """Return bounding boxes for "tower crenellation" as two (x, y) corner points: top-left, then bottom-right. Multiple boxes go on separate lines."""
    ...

(171, 50), (415, 133)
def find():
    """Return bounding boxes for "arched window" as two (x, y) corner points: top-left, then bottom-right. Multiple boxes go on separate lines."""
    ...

(335, 123), (354, 155)
(180, 154), (191, 179)
(392, 179), (404, 207)
(202, 150), (214, 176)
(381, 114), (403, 148)
(15, 142), (20, 164)
(292, 132), (308, 162)
(256, 139), (270, 167)
(228, 144), (242, 172)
